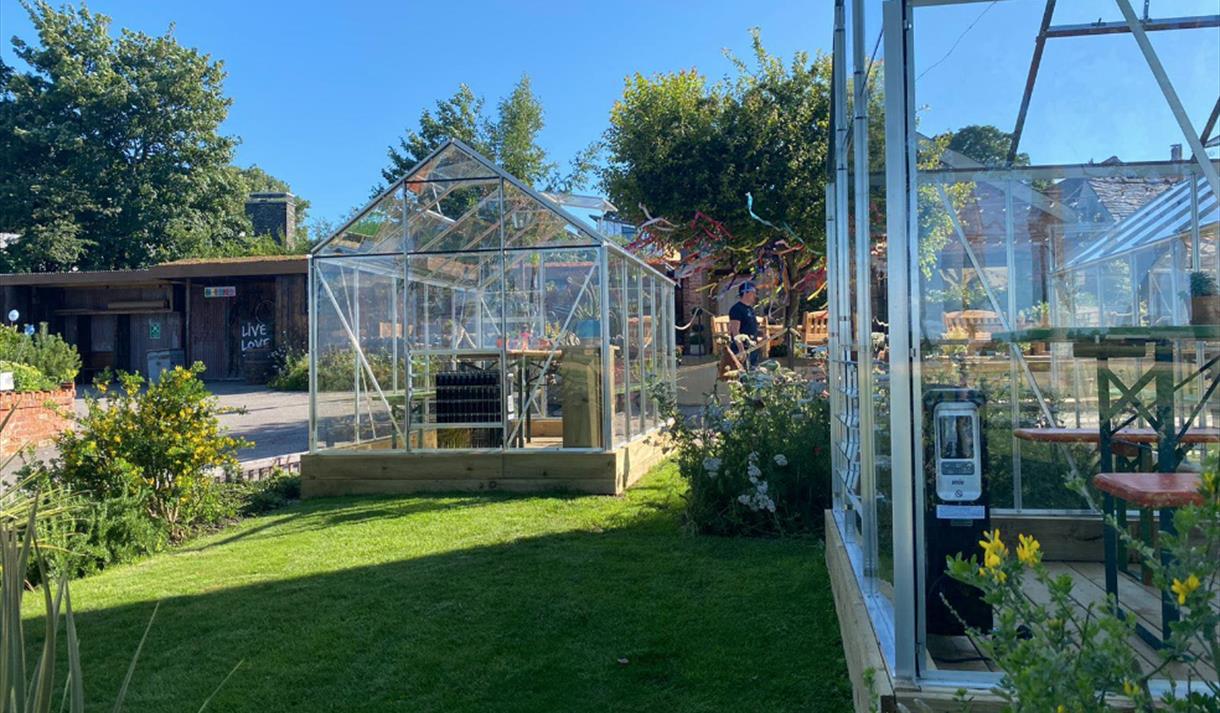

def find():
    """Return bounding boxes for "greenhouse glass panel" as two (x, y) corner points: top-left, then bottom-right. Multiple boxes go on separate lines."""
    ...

(502, 182), (601, 250)
(312, 256), (405, 450)
(608, 252), (630, 445)
(407, 141), (501, 182)
(404, 178), (502, 253)
(317, 185), (405, 256)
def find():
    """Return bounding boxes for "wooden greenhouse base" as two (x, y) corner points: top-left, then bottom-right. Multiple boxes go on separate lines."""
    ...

(301, 433), (669, 498)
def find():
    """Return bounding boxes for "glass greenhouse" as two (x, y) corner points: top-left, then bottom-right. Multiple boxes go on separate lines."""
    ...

(303, 140), (675, 495)
(827, 0), (1219, 704)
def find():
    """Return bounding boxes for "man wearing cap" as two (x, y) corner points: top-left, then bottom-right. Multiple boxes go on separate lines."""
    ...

(727, 281), (761, 369)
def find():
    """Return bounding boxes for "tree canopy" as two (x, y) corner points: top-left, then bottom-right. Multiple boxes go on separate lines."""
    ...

(933, 124), (1029, 168)
(380, 76), (556, 190)
(602, 29), (833, 316)
(0, 1), (254, 272)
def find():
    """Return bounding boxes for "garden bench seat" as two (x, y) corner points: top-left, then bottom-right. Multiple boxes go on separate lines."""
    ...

(1014, 427), (1220, 445)
(1092, 472), (1203, 509)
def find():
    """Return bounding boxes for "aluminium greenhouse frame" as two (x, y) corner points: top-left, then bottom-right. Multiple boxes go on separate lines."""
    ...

(828, 0), (1220, 702)
(303, 140), (676, 497)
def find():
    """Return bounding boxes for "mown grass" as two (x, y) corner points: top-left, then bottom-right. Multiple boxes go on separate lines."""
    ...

(25, 462), (850, 712)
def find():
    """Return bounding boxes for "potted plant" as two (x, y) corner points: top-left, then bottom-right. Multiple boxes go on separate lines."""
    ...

(1189, 271), (1219, 325)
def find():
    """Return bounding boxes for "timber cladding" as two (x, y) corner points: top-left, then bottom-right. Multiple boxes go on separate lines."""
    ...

(300, 434), (670, 498)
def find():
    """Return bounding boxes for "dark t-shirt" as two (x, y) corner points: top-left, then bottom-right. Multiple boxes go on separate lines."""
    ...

(728, 301), (758, 351)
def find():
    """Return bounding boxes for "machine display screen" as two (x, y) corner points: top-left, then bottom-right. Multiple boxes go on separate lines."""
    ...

(938, 414), (975, 460)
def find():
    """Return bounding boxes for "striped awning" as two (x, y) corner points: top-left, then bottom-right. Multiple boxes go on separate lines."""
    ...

(1065, 175), (1218, 271)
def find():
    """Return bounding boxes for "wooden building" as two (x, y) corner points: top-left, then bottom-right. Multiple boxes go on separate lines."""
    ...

(0, 256), (307, 383)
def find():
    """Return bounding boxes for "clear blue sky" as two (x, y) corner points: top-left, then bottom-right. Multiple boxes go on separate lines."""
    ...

(2, 0), (1217, 230)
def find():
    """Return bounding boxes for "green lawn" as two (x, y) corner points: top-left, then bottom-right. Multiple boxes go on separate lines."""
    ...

(27, 463), (850, 712)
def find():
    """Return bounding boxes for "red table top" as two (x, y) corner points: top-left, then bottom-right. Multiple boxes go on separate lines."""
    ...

(1015, 427), (1220, 445)
(1092, 472), (1204, 508)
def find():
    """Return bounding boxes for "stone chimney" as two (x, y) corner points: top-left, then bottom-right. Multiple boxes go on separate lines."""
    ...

(245, 192), (297, 246)
(1170, 144), (1183, 162)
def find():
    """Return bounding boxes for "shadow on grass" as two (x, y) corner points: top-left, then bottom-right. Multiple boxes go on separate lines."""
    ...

(34, 490), (849, 713)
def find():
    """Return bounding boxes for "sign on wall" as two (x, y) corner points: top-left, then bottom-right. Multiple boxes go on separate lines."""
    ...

(241, 320), (271, 352)
(204, 286), (237, 298)
(149, 320), (161, 340)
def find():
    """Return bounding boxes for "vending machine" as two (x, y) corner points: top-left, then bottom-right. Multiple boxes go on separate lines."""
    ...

(923, 387), (992, 636)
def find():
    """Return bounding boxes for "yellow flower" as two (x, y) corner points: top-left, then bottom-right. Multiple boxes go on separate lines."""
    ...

(1123, 679), (1140, 697)
(1203, 470), (1217, 496)
(1057, 705), (1067, 713)
(1016, 534), (1041, 566)
(1171, 574), (1201, 606)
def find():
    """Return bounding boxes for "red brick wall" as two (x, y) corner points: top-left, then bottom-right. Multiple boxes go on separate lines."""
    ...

(0, 385), (75, 459)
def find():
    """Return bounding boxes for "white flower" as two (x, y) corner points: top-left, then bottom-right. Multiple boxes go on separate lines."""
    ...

(756, 480), (769, 495)
(737, 493), (750, 505)
(747, 463), (762, 479)
(773, 454), (788, 466)
(703, 457), (721, 476)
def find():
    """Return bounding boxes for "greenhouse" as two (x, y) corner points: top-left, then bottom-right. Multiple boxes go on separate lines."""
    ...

(826, 0), (1219, 706)
(302, 140), (675, 497)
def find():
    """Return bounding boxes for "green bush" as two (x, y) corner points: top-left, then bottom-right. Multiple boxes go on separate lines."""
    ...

(0, 360), (58, 391)
(268, 346), (309, 391)
(660, 363), (832, 536)
(0, 323), (80, 385)
(29, 486), (169, 583)
(49, 364), (247, 539)
(217, 470), (301, 517)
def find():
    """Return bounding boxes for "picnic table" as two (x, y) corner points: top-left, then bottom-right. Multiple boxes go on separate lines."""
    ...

(996, 326), (1219, 647)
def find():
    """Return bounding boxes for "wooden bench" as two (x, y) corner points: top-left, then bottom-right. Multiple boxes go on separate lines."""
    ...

(943, 309), (1002, 342)
(1015, 427), (1220, 445)
(804, 309), (829, 347)
(1093, 471), (1203, 648)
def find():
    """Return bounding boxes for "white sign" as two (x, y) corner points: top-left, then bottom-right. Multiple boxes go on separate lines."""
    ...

(936, 505), (985, 521)
(204, 286), (237, 298)
(241, 321), (271, 352)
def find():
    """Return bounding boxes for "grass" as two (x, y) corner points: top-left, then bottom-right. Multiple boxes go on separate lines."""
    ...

(25, 462), (851, 712)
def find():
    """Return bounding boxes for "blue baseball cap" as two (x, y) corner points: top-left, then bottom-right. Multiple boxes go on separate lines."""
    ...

(738, 281), (757, 296)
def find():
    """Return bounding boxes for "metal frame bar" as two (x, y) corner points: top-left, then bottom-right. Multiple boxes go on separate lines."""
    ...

(1008, 0), (1056, 166)
(883, 0), (918, 683)
(1045, 15), (1220, 38)
(1116, 0), (1220, 202)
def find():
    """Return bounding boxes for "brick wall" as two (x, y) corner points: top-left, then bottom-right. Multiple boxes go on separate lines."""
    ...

(0, 385), (75, 459)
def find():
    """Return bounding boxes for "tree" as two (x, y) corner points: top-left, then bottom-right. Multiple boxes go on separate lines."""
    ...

(602, 29), (834, 355)
(934, 124), (1030, 168)
(0, 1), (251, 272)
(379, 75), (564, 191)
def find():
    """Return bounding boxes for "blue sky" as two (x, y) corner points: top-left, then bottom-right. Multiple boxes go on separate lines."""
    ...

(2, 0), (1217, 229)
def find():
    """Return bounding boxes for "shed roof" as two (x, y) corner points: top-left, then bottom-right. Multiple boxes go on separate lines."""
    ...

(0, 255), (307, 287)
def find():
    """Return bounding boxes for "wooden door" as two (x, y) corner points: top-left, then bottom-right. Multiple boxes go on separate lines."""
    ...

(190, 285), (234, 379)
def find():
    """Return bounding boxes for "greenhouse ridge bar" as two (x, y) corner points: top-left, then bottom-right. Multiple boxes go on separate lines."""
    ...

(826, 0), (1219, 707)
(302, 140), (676, 496)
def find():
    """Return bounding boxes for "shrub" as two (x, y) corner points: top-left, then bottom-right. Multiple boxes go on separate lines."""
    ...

(0, 360), (58, 391)
(217, 470), (301, 517)
(660, 362), (831, 536)
(0, 323), (80, 385)
(268, 345), (309, 391)
(50, 363), (246, 539)
(946, 453), (1220, 711)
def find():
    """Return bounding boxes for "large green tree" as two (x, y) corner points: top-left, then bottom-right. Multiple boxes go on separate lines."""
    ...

(0, 1), (253, 272)
(602, 30), (833, 349)
(379, 75), (569, 190)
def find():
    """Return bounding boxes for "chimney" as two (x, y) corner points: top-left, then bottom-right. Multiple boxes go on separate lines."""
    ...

(1170, 144), (1183, 162)
(245, 192), (297, 246)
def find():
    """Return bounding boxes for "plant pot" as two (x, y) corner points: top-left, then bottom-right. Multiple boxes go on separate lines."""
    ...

(1191, 295), (1220, 325)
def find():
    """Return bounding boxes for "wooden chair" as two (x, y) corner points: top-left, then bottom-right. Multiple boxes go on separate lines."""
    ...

(803, 310), (829, 347)
(711, 315), (730, 356)
(942, 310), (1003, 342)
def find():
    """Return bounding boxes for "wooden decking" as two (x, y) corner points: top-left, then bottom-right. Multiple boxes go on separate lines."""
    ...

(930, 562), (1217, 682)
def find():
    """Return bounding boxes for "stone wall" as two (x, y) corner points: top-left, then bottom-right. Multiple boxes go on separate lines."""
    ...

(0, 385), (75, 459)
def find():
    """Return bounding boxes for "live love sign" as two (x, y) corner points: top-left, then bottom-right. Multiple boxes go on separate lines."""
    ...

(241, 320), (271, 352)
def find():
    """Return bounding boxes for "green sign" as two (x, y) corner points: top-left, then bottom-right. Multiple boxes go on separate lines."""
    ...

(149, 321), (161, 340)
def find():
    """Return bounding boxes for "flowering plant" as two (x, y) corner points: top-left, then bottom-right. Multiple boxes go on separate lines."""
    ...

(946, 453), (1220, 711)
(658, 362), (830, 536)
(50, 364), (247, 539)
